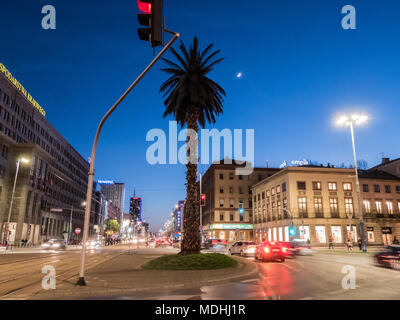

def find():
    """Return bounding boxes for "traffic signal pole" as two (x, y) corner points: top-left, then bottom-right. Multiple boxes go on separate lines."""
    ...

(77, 30), (180, 286)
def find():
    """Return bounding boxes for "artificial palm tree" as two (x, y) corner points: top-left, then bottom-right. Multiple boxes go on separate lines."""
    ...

(160, 37), (226, 254)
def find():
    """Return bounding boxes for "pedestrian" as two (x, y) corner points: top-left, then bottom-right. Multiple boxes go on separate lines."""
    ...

(357, 238), (362, 250)
(346, 238), (353, 251)
(328, 236), (334, 249)
(393, 236), (399, 245)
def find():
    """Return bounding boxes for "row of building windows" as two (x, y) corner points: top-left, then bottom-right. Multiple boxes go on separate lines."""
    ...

(219, 185), (251, 194)
(219, 172), (263, 181)
(219, 198), (246, 208)
(363, 199), (400, 214)
(218, 212), (245, 222)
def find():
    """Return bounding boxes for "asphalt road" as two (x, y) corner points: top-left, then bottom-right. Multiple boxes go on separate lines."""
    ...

(1, 245), (400, 300)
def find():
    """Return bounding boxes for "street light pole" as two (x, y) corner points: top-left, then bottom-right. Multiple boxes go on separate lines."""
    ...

(4, 160), (20, 245)
(349, 121), (367, 252)
(76, 30), (180, 286)
(69, 205), (73, 245)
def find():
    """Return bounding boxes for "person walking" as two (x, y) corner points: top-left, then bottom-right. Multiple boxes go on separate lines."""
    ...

(346, 238), (353, 251)
(357, 238), (362, 250)
(328, 236), (334, 249)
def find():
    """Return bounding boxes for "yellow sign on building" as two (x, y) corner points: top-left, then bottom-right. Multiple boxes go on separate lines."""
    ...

(0, 63), (46, 117)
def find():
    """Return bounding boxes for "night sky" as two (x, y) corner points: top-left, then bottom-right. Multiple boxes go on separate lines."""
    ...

(1, 0), (400, 231)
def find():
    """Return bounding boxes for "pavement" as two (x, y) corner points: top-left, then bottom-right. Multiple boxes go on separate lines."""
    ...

(0, 244), (400, 300)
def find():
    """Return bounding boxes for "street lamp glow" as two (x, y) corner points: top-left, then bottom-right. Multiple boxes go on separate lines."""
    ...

(336, 114), (368, 126)
(19, 157), (29, 164)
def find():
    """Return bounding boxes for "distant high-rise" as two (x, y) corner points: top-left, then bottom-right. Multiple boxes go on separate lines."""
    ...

(98, 181), (125, 213)
(130, 197), (142, 222)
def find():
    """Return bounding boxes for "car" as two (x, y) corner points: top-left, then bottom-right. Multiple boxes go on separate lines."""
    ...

(278, 241), (295, 257)
(41, 239), (66, 250)
(374, 245), (400, 270)
(172, 240), (181, 248)
(203, 239), (227, 250)
(86, 240), (102, 249)
(290, 239), (314, 256)
(228, 241), (257, 257)
(255, 241), (286, 262)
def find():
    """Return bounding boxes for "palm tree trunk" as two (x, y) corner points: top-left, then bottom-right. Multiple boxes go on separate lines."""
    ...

(180, 108), (201, 254)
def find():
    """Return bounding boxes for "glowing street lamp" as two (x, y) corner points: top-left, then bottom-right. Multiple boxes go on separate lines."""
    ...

(336, 113), (368, 252)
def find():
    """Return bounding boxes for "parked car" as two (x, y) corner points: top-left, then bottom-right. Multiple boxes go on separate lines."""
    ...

(374, 245), (400, 270)
(255, 241), (286, 262)
(41, 239), (66, 250)
(228, 241), (257, 257)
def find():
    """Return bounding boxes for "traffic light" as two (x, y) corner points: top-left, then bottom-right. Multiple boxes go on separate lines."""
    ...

(137, 0), (163, 47)
(238, 203), (244, 215)
(289, 222), (296, 236)
(200, 194), (206, 207)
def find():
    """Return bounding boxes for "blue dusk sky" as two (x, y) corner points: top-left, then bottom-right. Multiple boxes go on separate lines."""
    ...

(1, 0), (399, 231)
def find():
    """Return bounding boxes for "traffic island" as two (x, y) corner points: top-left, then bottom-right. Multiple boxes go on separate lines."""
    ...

(141, 253), (238, 270)
(27, 251), (257, 299)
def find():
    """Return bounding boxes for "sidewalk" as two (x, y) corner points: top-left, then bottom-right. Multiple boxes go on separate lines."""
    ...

(0, 245), (82, 254)
(314, 245), (384, 255)
(30, 251), (258, 299)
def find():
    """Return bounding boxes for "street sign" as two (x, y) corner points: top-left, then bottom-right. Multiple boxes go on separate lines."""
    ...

(75, 228), (81, 234)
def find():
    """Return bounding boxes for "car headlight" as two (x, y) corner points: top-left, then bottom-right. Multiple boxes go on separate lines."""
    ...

(42, 243), (50, 247)
(52, 243), (60, 248)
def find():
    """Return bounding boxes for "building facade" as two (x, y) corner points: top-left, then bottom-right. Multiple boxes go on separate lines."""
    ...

(252, 166), (400, 246)
(99, 181), (125, 213)
(0, 62), (99, 245)
(201, 161), (280, 242)
(371, 157), (400, 178)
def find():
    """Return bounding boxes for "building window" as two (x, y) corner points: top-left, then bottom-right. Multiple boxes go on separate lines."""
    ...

(276, 185), (281, 194)
(312, 181), (321, 190)
(230, 213), (234, 221)
(387, 201), (393, 214)
(343, 183), (352, 191)
(219, 173), (224, 180)
(258, 174), (262, 181)
(345, 198), (354, 216)
(328, 182), (337, 191)
(230, 199), (234, 208)
(239, 215), (244, 222)
(385, 185), (391, 193)
(238, 175), (243, 180)
(219, 187), (224, 194)
(363, 200), (371, 213)
(219, 213), (224, 221)
(239, 186), (244, 194)
(297, 182), (306, 190)
(271, 187), (275, 196)
(261, 192), (265, 199)
(282, 182), (287, 192)
(229, 186), (233, 194)
(374, 185), (380, 193)
(362, 184), (369, 192)
(329, 198), (338, 216)
(1, 145), (8, 159)
(396, 186), (400, 194)
(314, 197), (323, 216)
(266, 190), (270, 197)
(375, 201), (382, 214)
(219, 199), (224, 207)
(298, 197), (307, 213)
(229, 172), (234, 180)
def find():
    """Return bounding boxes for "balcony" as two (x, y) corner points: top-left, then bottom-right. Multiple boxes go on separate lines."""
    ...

(330, 212), (340, 218)
(299, 212), (308, 218)
(315, 212), (324, 218)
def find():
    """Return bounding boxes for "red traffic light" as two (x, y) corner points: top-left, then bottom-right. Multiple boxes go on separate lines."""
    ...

(137, 0), (151, 14)
(201, 194), (206, 200)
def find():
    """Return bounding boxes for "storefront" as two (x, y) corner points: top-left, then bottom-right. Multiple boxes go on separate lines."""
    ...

(382, 227), (393, 245)
(207, 223), (253, 242)
(331, 226), (342, 243)
(315, 226), (326, 243)
(299, 226), (310, 241)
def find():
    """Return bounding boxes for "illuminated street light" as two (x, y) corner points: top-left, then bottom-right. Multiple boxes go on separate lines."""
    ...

(336, 113), (368, 252)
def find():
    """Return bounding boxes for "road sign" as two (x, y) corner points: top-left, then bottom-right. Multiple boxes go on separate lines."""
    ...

(75, 228), (81, 234)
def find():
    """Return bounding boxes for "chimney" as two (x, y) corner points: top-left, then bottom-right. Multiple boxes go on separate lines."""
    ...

(266, 160), (269, 168)
(382, 157), (390, 165)
(327, 163), (331, 168)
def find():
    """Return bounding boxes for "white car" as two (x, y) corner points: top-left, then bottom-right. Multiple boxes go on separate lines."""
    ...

(228, 241), (257, 257)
